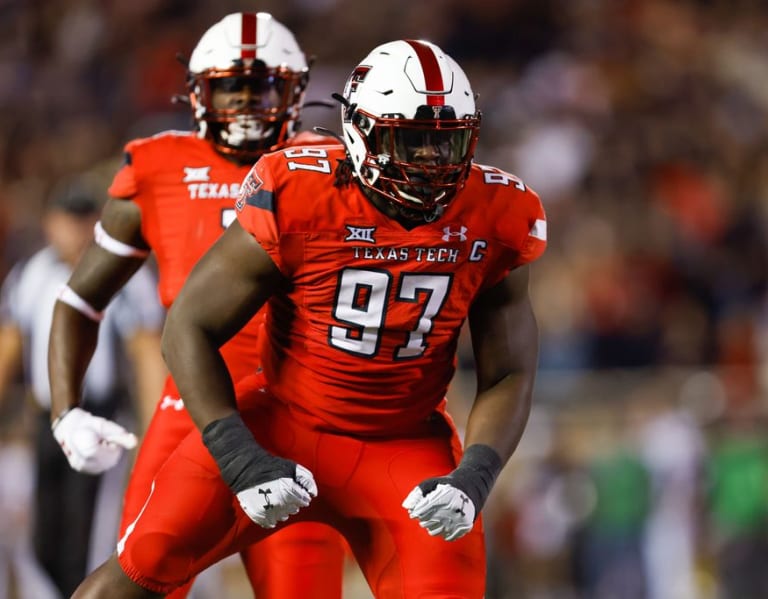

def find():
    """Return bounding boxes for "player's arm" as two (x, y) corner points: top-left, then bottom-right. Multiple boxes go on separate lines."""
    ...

(123, 328), (167, 434)
(48, 198), (150, 473)
(161, 218), (316, 528)
(464, 263), (538, 459)
(115, 265), (168, 436)
(403, 264), (539, 540)
(161, 218), (279, 429)
(0, 267), (24, 411)
(0, 321), (23, 411)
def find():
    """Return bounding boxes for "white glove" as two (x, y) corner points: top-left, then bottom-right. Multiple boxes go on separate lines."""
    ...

(52, 407), (137, 474)
(236, 464), (317, 528)
(402, 483), (476, 541)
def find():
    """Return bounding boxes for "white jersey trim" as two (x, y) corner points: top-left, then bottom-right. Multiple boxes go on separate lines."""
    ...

(94, 221), (150, 258)
(57, 284), (105, 322)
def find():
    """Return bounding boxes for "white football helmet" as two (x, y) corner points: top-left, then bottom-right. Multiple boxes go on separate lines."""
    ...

(341, 40), (481, 217)
(187, 12), (309, 161)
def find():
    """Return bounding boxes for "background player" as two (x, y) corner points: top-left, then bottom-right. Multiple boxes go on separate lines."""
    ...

(47, 12), (344, 599)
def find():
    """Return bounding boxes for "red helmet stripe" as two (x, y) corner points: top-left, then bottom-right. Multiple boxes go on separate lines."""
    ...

(405, 40), (445, 106)
(241, 13), (257, 59)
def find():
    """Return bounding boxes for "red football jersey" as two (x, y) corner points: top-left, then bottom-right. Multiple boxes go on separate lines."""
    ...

(108, 129), (331, 381)
(236, 145), (547, 435)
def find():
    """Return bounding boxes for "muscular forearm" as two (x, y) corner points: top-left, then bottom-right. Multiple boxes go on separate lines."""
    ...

(465, 272), (539, 464)
(0, 324), (23, 411)
(161, 220), (283, 432)
(161, 313), (238, 431)
(125, 330), (167, 434)
(48, 302), (100, 421)
(462, 372), (534, 464)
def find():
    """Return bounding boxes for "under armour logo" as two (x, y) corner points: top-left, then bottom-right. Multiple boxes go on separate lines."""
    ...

(345, 225), (376, 244)
(159, 396), (185, 411)
(182, 166), (211, 183)
(442, 226), (467, 242)
(455, 495), (469, 517)
(259, 488), (274, 510)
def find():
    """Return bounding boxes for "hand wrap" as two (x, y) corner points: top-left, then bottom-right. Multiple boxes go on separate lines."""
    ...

(402, 444), (503, 541)
(419, 444), (502, 516)
(202, 413), (295, 492)
(202, 413), (317, 528)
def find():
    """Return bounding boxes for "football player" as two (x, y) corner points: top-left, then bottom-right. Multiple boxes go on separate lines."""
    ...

(48, 12), (344, 599)
(68, 38), (547, 598)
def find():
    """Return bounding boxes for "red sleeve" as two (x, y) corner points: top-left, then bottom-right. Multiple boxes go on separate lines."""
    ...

(235, 158), (285, 271)
(479, 179), (547, 291)
(511, 187), (547, 268)
(108, 143), (140, 199)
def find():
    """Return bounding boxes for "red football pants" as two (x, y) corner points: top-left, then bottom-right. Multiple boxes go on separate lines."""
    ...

(119, 376), (345, 598)
(117, 386), (486, 598)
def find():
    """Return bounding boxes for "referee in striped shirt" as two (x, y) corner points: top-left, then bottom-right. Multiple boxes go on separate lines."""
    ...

(0, 179), (165, 597)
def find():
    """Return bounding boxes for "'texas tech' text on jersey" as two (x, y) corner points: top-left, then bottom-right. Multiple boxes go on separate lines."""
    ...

(237, 145), (547, 436)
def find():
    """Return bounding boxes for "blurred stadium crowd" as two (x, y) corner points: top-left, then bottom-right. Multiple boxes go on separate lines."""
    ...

(2, 0), (768, 598)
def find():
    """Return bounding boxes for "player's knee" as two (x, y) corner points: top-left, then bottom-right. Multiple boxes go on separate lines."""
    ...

(119, 532), (195, 594)
(72, 556), (158, 598)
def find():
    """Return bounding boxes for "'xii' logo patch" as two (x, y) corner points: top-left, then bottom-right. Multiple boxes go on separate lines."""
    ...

(344, 225), (376, 244)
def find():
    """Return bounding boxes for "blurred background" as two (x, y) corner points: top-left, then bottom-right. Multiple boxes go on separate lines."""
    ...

(2, 0), (768, 598)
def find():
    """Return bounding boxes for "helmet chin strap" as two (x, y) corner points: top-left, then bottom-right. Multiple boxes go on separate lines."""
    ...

(391, 197), (444, 225)
(394, 184), (446, 223)
(424, 204), (444, 223)
(357, 169), (446, 225)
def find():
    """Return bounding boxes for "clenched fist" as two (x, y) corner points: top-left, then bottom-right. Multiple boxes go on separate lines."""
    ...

(52, 407), (137, 474)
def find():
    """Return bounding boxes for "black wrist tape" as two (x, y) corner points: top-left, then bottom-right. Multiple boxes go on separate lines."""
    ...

(417, 443), (503, 518)
(202, 413), (293, 493)
(453, 444), (503, 514)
